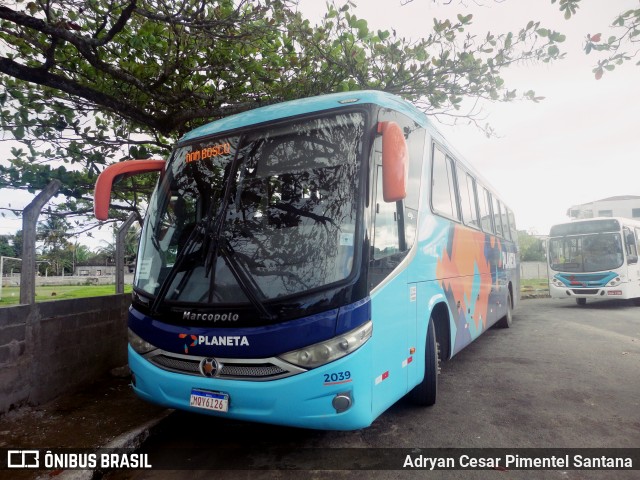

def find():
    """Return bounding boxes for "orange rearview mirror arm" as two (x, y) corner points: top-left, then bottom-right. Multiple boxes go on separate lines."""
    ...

(94, 159), (165, 220)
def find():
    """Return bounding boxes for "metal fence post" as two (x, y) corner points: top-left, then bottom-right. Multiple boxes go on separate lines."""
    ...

(20, 180), (62, 304)
(116, 213), (137, 294)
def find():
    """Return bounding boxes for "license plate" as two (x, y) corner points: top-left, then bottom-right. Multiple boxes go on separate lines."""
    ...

(189, 389), (229, 413)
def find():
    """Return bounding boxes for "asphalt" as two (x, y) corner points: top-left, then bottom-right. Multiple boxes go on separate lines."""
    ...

(0, 367), (171, 480)
(0, 288), (552, 480)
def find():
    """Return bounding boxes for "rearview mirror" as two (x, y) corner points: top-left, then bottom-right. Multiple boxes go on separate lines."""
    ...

(94, 159), (165, 220)
(378, 121), (408, 203)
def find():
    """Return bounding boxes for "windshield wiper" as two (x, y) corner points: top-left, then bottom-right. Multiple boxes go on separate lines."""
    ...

(200, 145), (275, 320)
(149, 219), (206, 315)
(150, 141), (274, 320)
(218, 237), (274, 320)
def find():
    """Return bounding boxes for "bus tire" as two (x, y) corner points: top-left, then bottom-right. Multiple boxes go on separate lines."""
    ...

(576, 298), (587, 306)
(495, 290), (513, 328)
(409, 318), (438, 406)
(633, 297), (640, 306)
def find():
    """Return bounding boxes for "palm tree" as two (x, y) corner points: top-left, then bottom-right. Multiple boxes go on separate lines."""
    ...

(96, 225), (140, 266)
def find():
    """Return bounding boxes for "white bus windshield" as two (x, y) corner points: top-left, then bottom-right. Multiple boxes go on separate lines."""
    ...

(548, 232), (624, 273)
(135, 112), (365, 307)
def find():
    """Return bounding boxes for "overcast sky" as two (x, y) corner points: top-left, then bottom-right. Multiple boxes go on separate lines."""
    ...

(1, 0), (638, 244)
(298, 0), (640, 235)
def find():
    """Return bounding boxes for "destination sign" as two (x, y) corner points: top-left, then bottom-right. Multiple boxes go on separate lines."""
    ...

(185, 142), (231, 163)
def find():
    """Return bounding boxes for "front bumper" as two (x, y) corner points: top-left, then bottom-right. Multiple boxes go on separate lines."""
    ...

(549, 283), (629, 300)
(128, 341), (374, 431)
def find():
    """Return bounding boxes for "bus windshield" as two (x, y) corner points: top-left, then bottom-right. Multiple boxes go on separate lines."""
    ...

(548, 232), (624, 273)
(135, 112), (365, 308)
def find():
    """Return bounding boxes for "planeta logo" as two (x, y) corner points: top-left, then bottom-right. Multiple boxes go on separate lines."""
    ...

(178, 333), (199, 353)
(178, 333), (250, 353)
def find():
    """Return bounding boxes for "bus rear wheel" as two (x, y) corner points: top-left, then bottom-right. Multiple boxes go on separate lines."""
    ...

(409, 318), (439, 406)
(495, 290), (513, 328)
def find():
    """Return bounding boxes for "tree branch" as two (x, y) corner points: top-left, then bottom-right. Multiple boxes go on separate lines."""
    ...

(0, 56), (169, 132)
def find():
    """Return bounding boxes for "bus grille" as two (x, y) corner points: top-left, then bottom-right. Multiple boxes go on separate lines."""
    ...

(571, 289), (599, 295)
(144, 350), (304, 381)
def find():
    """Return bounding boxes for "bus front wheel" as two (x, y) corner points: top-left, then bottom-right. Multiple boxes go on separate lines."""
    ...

(409, 318), (439, 407)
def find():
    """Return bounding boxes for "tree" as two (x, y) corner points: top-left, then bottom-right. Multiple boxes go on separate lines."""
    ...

(0, 0), (566, 232)
(518, 230), (546, 262)
(0, 235), (17, 257)
(37, 213), (72, 274)
(95, 224), (140, 266)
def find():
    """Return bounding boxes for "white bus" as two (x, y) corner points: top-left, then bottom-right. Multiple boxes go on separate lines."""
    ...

(547, 217), (640, 305)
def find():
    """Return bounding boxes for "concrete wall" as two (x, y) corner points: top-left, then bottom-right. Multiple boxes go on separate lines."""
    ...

(520, 261), (549, 280)
(0, 294), (130, 414)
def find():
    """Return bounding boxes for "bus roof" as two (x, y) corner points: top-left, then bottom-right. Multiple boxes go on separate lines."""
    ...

(549, 217), (640, 236)
(178, 89), (508, 208)
(180, 90), (429, 142)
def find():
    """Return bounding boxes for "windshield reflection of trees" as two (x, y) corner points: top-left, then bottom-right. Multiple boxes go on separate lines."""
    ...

(152, 113), (363, 304)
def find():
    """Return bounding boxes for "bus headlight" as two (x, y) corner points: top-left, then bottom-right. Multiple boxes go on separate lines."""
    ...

(128, 328), (158, 355)
(607, 277), (622, 287)
(551, 278), (565, 287)
(279, 321), (373, 368)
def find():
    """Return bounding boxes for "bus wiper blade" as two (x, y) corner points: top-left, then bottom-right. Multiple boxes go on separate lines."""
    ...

(149, 221), (205, 315)
(203, 142), (243, 279)
(218, 239), (274, 320)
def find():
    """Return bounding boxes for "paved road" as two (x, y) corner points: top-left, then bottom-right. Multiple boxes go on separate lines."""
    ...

(107, 297), (640, 480)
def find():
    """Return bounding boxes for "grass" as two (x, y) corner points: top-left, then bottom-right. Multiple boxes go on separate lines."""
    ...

(0, 284), (132, 307)
(1, 279), (549, 307)
(521, 278), (549, 289)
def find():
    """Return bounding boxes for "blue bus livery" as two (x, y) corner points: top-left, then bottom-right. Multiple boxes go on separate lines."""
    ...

(94, 90), (520, 430)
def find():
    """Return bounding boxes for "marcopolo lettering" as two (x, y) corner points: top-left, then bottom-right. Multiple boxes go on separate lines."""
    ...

(183, 311), (239, 322)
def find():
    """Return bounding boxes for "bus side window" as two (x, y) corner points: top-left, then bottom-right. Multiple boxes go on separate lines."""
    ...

(500, 202), (511, 241)
(457, 165), (480, 229)
(507, 208), (518, 242)
(492, 195), (504, 237)
(478, 186), (494, 233)
(624, 227), (638, 263)
(372, 163), (401, 260)
(431, 146), (460, 220)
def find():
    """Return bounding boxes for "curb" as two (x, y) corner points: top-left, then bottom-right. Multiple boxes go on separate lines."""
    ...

(54, 410), (173, 480)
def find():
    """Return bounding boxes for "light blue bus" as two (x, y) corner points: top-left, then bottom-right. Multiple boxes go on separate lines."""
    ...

(95, 91), (519, 430)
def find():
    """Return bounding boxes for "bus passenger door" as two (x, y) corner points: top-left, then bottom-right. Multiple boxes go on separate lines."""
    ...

(625, 227), (640, 297)
(369, 139), (413, 416)
(406, 282), (420, 389)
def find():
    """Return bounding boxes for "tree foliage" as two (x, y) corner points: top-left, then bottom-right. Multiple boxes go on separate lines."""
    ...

(518, 230), (546, 262)
(548, 0), (640, 78)
(0, 0), (567, 233)
(583, 7), (640, 79)
(0, 234), (18, 257)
